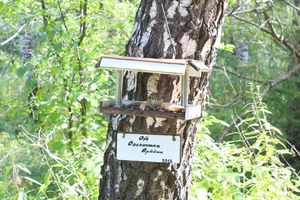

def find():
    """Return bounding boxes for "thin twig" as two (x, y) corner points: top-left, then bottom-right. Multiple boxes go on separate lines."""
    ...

(214, 66), (265, 84)
(40, 0), (48, 27)
(276, 135), (300, 158)
(263, 12), (300, 60)
(208, 96), (242, 108)
(263, 63), (300, 96)
(283, 0), (300, 12)
(226, 7), (267, 16)
(232, 14), (273, 36)
(232, 14), (300, 60)
(225, 4), (242, 16)
(221, 65), (237, 94)
(78, 0), (88, 46)
(217, 63), (300, 143)
(161, 3), (176, 59)
(233, 115), (256, 163)
(58, 1), (70, 35)
(280, 154), (299, 176)
(209, 100), (241, 108)
(216, 113), (245, 143)
(0, 24), (26, 46)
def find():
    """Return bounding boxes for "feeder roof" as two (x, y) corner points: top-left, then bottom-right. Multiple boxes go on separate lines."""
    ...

(97, 55), (210, 76)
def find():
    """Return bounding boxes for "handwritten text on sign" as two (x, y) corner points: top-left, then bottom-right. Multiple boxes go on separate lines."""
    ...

(116, 133), (181, 163)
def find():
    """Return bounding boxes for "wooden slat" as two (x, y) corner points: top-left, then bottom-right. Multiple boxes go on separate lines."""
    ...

(100, 106), (185, 119)
(101, 55), (187, 65)
(100, 57), (185, 75)
(99, 101), (201, 120)
(100, 101), (185, 119)
(97, 55), (211, 76)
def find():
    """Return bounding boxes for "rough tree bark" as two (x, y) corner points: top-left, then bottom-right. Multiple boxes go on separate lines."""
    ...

(99, 0), (227, 199)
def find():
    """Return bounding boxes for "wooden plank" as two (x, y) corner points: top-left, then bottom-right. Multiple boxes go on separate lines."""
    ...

(100, 101), (201, 120)
(100, 57), (185, 75)
(101, 55), (187, 65)
(185, 105), (202, 119)
(100, 106), (185, 119)
(98, 55), (211, 76)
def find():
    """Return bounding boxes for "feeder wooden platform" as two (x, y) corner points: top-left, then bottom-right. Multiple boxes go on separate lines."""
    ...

(100, 101), (201, 120)
(97, 55), (209, 120)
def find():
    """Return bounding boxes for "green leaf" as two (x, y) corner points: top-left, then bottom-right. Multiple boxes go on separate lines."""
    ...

(16, 67), (27, 77)
(229, 0), (238, 6)
(48, 112), (61, 123)
(25, 79), (37, 91)
(48, 139), (64, 152)
(24, 176), (42, 186)
(53, 42), (62, 52)
(17, 165), (31, 175)
(5, 166), (12, 174)
(254, 166), (264, 181)
(220, 43), (235, 53)
(220, 120), (230, 127)
(17, 191), (27, 200)
(38, 184), (47, 194)
(44, 172), (51, 186)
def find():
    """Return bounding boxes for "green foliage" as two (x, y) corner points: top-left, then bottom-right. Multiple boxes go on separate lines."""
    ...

(210, 0), (296, 139)
(192, 84), (300, 199)
(0, 0), (138, 199)
(0, 129), (105, 199)
(209, 2), (300, 176)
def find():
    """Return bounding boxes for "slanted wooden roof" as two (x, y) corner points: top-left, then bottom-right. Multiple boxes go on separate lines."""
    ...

(97, 55), (210, 77)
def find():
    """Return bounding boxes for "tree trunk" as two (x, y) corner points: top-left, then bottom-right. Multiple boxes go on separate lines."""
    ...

(99, 0), (227, 199)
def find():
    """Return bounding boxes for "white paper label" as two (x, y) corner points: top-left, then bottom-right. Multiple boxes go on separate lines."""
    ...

(116, 133), (181, 163)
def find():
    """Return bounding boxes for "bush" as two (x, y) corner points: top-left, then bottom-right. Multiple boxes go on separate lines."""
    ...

(191, 84), (300, 199)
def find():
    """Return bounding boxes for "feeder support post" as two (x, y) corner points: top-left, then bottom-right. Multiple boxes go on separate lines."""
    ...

(181, 72), (189, 107)
(116, 70), (123, 107)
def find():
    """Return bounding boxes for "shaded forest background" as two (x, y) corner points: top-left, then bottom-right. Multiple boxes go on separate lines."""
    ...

(0, 0), (299, 199)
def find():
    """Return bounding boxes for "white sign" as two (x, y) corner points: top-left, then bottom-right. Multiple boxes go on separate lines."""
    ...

(116, 133), (181, 163)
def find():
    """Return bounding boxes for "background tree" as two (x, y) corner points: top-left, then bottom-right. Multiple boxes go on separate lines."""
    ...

(209, 0), (300, 169)
(99, 0), (227, 199)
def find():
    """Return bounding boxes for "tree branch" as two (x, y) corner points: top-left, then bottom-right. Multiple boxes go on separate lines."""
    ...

(78, 0), (88, 46)
(40, 0), (48, 27)
(226, 7), (268, 16)
(284, 0), (300, 12)
(263, 12), (300, 60)
(232, 14), (273, 37)
(216, 113), (245, 143)
(0, 24), (26, 46)
(218, 1), (300, 144)
(217, 63), (300, 143)
(232, 13), (300, 60)
(58, 2), (70, 35)
(263, 63), (300, 95)
(214, 66), (265, 84)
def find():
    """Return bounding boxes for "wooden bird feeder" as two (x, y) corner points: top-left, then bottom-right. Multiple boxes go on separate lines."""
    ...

(97, 55), (210, 120)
